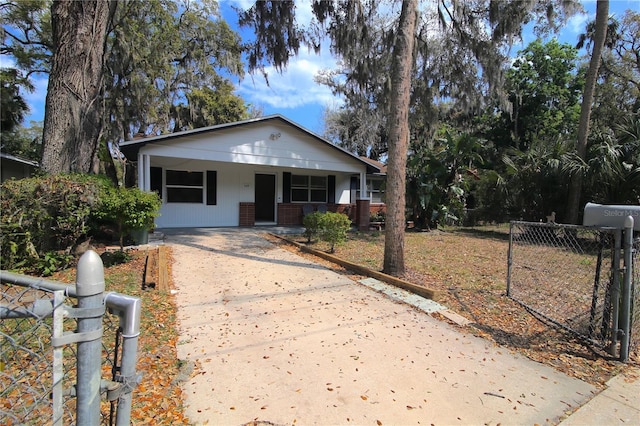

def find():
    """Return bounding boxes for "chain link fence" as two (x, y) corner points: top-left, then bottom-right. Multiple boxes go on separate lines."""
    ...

(507, 221), (638, 360)
(1, 284), (69, 423)
(1, 251), (141, 425)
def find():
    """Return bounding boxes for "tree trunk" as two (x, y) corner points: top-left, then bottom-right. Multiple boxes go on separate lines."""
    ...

(566, 0), (609, 224)
(383, 0), (417, 276)
(40, 0), (113, 174)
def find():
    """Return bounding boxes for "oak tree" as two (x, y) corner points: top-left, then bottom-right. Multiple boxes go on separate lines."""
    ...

(40, 0), (116, 174)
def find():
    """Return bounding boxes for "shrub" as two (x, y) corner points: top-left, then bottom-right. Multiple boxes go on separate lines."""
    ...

(370, 211), (385, 222)
(94, 187), (161, 249)
(318, 212), (352, 253)
(31, 251), (75, 277)
(100, 249), (132, 267)
(0, 174), (110, 271)
(303, 211), (324, 243)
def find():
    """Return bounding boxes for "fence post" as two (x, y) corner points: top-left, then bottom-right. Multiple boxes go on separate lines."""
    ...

(105, 293), (142, 425)
(620, 216), (634, 362)
(506, 222), (514, 296)
(609, 229), (622, 356)
(52, 290), (65, 426)
(75, 251), (105, 425)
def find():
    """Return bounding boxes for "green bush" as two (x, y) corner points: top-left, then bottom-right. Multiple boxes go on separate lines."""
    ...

(94, 187), (161, 249)
(31, 251), (75, 276)
(0, 174), (110, 271)
(370, 211), (385, 222)
(303, 211), (324, 243)
(100, 249), (132, 267)
(318, 212), (352, 253)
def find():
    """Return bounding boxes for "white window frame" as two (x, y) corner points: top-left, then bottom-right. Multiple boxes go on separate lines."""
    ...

(291, 174), (328, 203)
(357, 177), (385, 204)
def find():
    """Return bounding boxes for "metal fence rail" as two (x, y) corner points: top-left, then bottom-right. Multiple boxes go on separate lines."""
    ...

(1, 250), (141, 425)
(633, 240), (640, 353)
(507, 221), (637, 361)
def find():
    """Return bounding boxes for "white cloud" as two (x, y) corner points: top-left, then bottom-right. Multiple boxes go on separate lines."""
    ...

(566, 12), (590, 35)
(226, 0), (340, 114)
(237, 45), (340, 111)
(0, 56), (17, 69)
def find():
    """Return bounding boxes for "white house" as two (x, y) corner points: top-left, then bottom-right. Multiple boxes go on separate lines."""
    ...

(119, 115), (382, 229)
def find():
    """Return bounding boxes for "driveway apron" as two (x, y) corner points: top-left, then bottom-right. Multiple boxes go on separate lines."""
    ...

(166, 229), (597, 425)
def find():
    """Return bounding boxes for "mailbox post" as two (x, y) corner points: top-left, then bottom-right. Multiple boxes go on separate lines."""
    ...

(583, 202), (640, 230)
(620, 215), (634, 362)
(583, 203), (637, 361)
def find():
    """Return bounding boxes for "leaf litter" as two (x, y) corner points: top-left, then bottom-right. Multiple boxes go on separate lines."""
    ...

(269, 226), (638, 388)
(46, 224), (638, 423)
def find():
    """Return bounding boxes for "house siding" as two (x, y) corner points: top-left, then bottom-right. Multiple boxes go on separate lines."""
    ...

(138, 122), (365, 173)
(152, 161), (251, 227)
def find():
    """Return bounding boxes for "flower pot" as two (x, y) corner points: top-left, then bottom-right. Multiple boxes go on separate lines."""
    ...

(130, 228), (149, 245)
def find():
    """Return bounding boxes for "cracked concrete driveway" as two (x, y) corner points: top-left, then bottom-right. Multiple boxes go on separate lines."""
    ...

(165, 228), (596, 425)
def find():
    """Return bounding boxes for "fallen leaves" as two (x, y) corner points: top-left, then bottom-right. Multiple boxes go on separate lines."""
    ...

(51, 248), (192, 424)
(279, 228), (634, 387)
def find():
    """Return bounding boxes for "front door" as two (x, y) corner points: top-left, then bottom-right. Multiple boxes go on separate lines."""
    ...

(255, 174), (276, 222)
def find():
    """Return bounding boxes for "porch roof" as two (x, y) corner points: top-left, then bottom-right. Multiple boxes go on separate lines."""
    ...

(119, 115), (382, 175)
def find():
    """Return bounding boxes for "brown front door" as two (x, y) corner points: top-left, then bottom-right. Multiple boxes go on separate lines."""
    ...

(255, 174), (275, 222)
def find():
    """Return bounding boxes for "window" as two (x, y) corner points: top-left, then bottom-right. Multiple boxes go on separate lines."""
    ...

(356, 177), (385, 203)
(166, 170), (203, 203)
(291, 174), (327, 202)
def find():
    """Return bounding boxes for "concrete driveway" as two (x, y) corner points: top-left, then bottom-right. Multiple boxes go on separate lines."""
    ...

(165, 228), (597, 425)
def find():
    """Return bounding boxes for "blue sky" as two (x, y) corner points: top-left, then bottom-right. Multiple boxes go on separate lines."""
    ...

(11, 0), (640, 137)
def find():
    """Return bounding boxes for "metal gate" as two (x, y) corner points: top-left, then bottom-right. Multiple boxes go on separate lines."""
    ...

(507, 221), (637, 361)
(1, 250), (142, 425)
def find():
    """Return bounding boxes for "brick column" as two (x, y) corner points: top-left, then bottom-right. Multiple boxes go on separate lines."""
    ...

(356, 199), (370, 231)
(239, 202), (255, 226)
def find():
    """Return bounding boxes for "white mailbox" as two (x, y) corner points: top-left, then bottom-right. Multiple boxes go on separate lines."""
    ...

(583, 202), (640, 231)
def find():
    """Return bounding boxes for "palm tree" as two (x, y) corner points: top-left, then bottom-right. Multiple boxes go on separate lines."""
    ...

(566, 0), (609, 224)
(565, 114), (640, 205)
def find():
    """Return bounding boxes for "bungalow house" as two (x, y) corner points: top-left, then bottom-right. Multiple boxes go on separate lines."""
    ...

(119, 115), (384, 229)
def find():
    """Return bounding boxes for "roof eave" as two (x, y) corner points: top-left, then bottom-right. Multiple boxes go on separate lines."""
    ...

(118, 115), (379, 172)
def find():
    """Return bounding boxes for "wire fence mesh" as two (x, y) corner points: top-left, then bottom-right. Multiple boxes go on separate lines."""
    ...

(1, 284), (66, 424)
(508, 221), (638, 357)
(1, 279), (134, 425)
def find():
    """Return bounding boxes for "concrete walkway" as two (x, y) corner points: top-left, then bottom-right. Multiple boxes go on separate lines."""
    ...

(163, 228), (636, 425)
